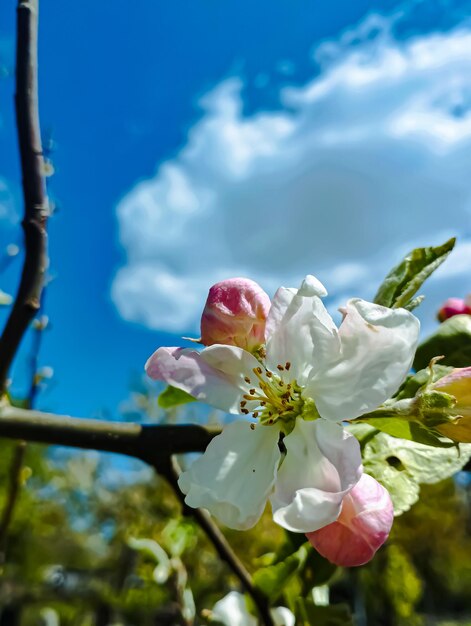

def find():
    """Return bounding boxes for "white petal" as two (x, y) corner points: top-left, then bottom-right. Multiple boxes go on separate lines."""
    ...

(265, 286), (297, 339)
(270, 419), (362, 533)
(146, 346), (249, 413)
(178, 421), (281, 530)
(298, 274), (328, 298)
(265, 277), (340, 384)
(307, 299), (420, 421)
(212, 591), (257, 626)
(272, 607), (296, 626)
(200, 344), (262, 380)
(211, 592), (294, 626)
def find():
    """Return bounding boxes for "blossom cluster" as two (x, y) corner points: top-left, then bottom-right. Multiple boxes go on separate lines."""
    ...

(146, 276), (420, 567)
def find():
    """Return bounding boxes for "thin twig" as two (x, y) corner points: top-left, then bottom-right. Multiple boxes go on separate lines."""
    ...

(26, 290), (47, 408)
(154, 457), (275, 626)
(0, 0), (49, 393)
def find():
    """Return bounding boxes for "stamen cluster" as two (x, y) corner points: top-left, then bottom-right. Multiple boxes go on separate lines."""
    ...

(239, 361), (304, 425)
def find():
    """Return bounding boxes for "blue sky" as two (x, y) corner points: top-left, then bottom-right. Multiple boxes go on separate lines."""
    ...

(1, 0), (471, 418)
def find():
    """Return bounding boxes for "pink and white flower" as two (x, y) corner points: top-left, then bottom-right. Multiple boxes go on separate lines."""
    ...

(306, 473), (394, 567)
(146, 275), (419, 532)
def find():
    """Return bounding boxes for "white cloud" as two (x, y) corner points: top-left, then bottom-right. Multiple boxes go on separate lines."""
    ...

(112, 12), (471, 335)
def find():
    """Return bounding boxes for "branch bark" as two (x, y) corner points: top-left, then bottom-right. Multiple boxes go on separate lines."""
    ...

(0, 0), (49, 393)
(0, 405), (219, 458)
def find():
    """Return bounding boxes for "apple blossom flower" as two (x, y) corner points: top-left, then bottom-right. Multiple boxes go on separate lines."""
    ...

(200, 277), (271, 351)
(210, 591), (295, 626)
(306, 473), (394, 567)
(146, 275), (419, 532)
(437, 296), (471, 322)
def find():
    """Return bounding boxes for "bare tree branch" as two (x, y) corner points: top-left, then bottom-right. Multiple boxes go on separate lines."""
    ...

(0, 0), (49, 393)
(0, 405), (219, 457)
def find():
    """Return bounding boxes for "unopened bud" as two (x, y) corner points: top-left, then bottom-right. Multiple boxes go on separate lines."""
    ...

(306, 474), (394, 567)
(200, 278), (270, 351)
(437, 297), (471, 322)
(432, 367), (471, 442)
(33, 315), (49, 331)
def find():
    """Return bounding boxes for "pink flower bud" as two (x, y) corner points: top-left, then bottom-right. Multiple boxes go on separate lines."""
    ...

(434, 366), (471, 403)
(200, 278), (271, 351)
(437, 297), (471, 322)
(305, 474), (394, 567)
(433, 367), (471, 442)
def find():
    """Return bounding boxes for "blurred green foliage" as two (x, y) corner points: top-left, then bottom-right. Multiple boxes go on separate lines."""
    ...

(0, 425), (469, 625)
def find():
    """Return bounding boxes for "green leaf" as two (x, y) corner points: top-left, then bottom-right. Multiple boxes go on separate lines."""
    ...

(346, 422), (379, 448)
(158, 385), (195, 409)
(302, 548), (337, 589)
(414, 315), (471, 370)
(357, 416), (455, 447)
(374, 237), (455, 309)
(274, 532), (337, 599)
(253, 543), (308, 602)
(297, 599), (354, 626)
(403, 295), (425, 311)
(162, 519), (197, 558)
(394, 365), (453, 400)
(363, 432), (471, 515)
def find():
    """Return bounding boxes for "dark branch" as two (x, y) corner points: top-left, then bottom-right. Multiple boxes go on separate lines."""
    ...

(0, 0), (49, 392)
(0, 405), (219, 458)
